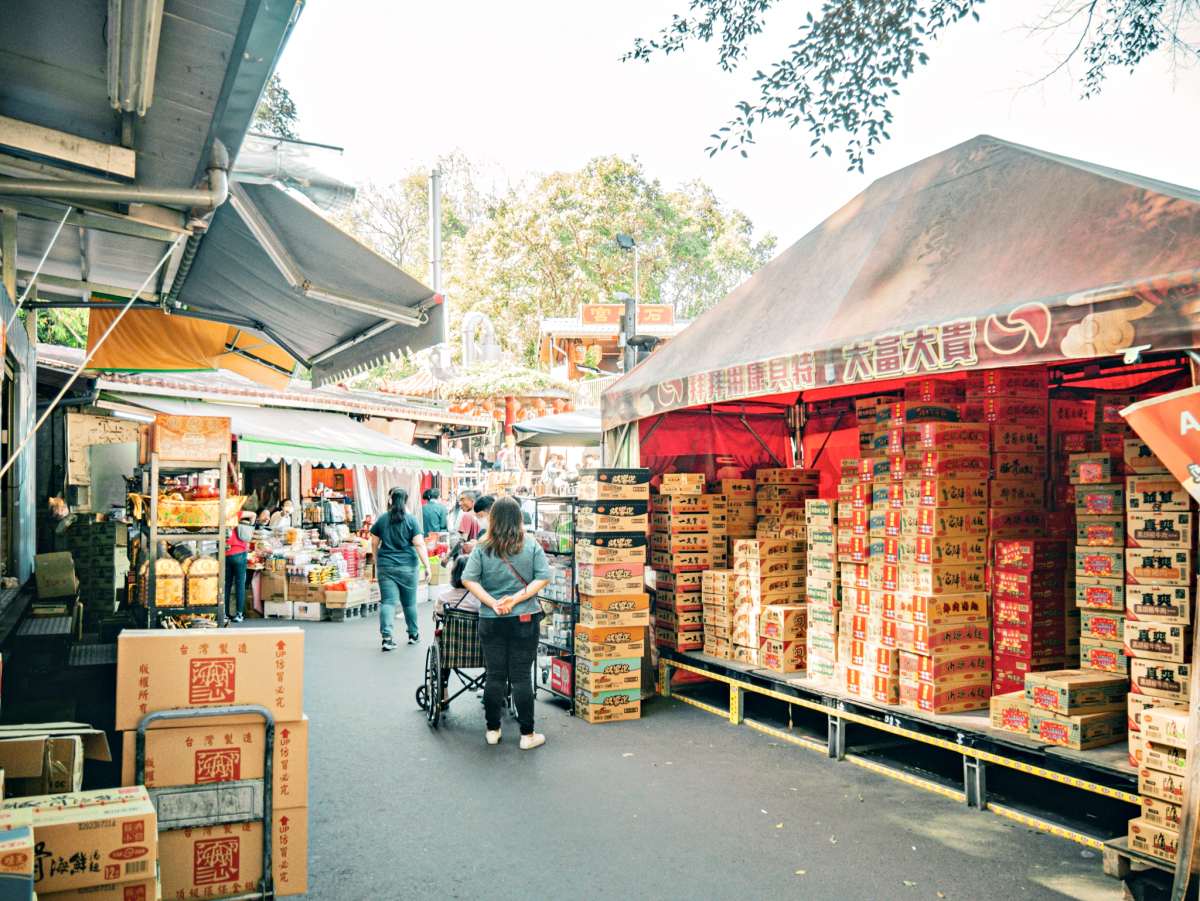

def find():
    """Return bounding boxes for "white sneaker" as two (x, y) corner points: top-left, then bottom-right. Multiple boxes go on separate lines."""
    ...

(519, 732), (546, 751)
(485, 729), (502, 745)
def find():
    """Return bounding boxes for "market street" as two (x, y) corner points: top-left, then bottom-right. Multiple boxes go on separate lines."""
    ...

(293, 615), (1121, 901)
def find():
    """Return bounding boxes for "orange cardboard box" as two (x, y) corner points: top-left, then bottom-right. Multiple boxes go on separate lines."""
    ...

(120, 714), (308, 810)
(39, 877), (157, 900)
(158, 807), (307, 899)
(0, 787), (156, 895)
(115, 628), (303, 731)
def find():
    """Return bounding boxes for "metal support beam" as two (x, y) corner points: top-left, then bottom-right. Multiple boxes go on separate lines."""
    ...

(729, 683), (745, 725)
(18, 272), (160, 304)
(1, 207), (16, 303)
(964, 757), (988, 810)
(0, 196), (188, 242)
(0, 114), (136, 179)
(827, 713), (846, 760)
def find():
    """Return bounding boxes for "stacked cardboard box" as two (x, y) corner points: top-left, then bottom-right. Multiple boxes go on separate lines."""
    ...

(805, 498), (839, 687)
(896, 419), (992, 714)
(701, 569), (735, 659)
(576, 467), (651, 724)
(1, 787), (157, 899)
(1128, 707), (1187, 865)
(651, 474), (710, 654)
(730, 538), (805, 666)
(1071, 451), (1128, 678)
(113, 627), (308, 896)
(1024, 668), (1126, 750)
(1050, 395), (1095, 660)
(755, 468), (816, 543)
(1123, 444), (1194, 765)
(992, 538), (1068, 694)
(759, 604), (807, 675)
(967, 367), (1059, 694)
(856, 394), (900, 457)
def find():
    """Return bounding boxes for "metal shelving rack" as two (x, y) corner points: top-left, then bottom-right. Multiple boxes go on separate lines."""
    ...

(533, 495), (577, 706)
(138, 453), (229, 628)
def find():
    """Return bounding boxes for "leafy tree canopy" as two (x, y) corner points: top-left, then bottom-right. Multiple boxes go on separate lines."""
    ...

(252, 74), (300, 139)
(626, 1), (1200, 171)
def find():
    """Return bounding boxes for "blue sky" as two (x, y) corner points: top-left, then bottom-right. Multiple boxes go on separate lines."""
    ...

(276, 1), (1200, 249)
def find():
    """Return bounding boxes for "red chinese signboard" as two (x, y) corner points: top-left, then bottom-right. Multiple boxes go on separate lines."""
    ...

(580, 304), (675, 327)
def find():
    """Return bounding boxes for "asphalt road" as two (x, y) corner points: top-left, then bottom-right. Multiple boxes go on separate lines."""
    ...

(287, 611), (1122, 900)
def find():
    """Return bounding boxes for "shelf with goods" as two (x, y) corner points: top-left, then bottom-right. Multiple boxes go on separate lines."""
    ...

(134, 453), (232, 629)
(636, 361), (1200, 872)
(534, 495), (578, 703)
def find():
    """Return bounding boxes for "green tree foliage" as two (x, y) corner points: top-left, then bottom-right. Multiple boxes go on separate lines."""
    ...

(30, 309), (87, 348)
(252, 74), (299, 139)
(626, 1), (1200, 171)
(446, 156), (775, 360)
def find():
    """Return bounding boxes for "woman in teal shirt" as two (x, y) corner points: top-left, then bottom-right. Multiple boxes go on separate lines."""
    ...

(462, 496), (551, 750)
(371, 488), (432, 651)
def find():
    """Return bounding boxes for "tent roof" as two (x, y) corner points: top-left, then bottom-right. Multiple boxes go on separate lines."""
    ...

(603, 135), (1200, 427)
(513, 409), (601, 447)
(112, 394), (453, 474)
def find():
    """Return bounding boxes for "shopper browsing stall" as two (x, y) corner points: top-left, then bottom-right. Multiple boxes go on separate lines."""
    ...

(461, 496), (550, 750)
(371, 487), (432, 651)
(225, 510), (255, 623)
(422, 488), (448, 541)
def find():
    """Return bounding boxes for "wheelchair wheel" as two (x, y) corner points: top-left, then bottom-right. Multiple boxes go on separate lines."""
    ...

(425, 644), (441, 728)
(415, 684), (428, 710)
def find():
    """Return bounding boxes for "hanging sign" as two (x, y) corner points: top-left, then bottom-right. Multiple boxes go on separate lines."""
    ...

(1121, 387), (1200, 505)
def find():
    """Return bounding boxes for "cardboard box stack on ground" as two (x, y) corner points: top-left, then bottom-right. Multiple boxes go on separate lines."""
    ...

(1120, 441), (1194, 767)
(805, 498), (838, 687)
(575, 468), (651, 724)
(1072, 450), (1129, 676)
(1, 787), (157, 898)
(706, 490), (730, 569)
(114, 627), (308, 896)
(753, 468), (817, 673)
(1128, 706), (1188, 864)
(701, 569), (735, 660)
(1050, 396), (1095, 664)
(720, 478), (757, 546)
(650, 476), (709, 654)
(0, 723), (112, 798)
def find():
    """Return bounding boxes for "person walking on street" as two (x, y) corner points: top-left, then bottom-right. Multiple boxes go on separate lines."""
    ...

(225, 510), (255, 623)
(371, 487), (432, 651)
(461, 496), (551, 750)
(421, 487), (448, 543)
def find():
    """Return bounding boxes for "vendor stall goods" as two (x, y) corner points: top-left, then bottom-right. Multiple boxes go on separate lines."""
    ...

(575, 469), (650, 723)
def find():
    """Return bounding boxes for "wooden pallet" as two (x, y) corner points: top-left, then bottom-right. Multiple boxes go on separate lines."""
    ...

(1103, 836), (1173, 880)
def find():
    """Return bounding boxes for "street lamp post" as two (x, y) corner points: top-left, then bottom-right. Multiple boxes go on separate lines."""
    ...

(615, 233), (639, 372)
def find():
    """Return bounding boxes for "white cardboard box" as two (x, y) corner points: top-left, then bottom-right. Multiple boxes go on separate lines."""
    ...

(292, 601), (323, 622)
(264, 600), (293, 620)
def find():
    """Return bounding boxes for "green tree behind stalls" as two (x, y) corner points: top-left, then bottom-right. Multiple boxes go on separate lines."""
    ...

(252, 74), (300, 139)
(445, 155), (775, 363)
(628, 1), (1200, 171)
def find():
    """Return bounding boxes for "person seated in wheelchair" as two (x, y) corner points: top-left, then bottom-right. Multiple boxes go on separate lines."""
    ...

(436, 555), (481, 614)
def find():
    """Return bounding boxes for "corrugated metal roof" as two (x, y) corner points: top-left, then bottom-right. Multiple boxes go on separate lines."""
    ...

(36, 342), (491, 428)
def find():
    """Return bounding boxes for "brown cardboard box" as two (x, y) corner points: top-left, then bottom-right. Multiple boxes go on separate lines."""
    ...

(758, 605), (807, 641)
(1125, 511), (1193, 549)
(1080, 637), (1128, 674)
(0, 787), (156, 894)
(1128, 817), (1178, 865)
(1141, 796), (1183, 831)
(1140, 767), (1185, 805)
(151, 414), (231, 462)
(989, 691), (1031, 735)
(260, 571), (287, 602)
(1125, 548), (1191, 587)
(40, 876), (158, 899)
(1126, 476), (1190, 512)
(0, 724), (111, 798)
(158, 807), (307, 898)
(1024, 669), (1126, 714)
(120, 714), (308, 809)
(1144, 742), (1186, 777)
(1142, 707), (1189, 749)
(1123, 439), (1168, 474)
(577, 593), (651, 629)
(1123, 622), (1191, 663)
(1129, 659), (1190, 702)
(115, 628), (304, 731)
(577, 469), (651, 501)
(574, 625), (645, 660)
(1029, 709), (1124, 750)
(34, 553), (78, 600)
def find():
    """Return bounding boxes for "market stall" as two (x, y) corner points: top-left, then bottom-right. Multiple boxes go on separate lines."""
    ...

(599, 136), (1200, 880)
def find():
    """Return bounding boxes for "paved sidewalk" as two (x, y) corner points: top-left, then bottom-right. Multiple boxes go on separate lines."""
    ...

(287, 614), (1121, 900)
